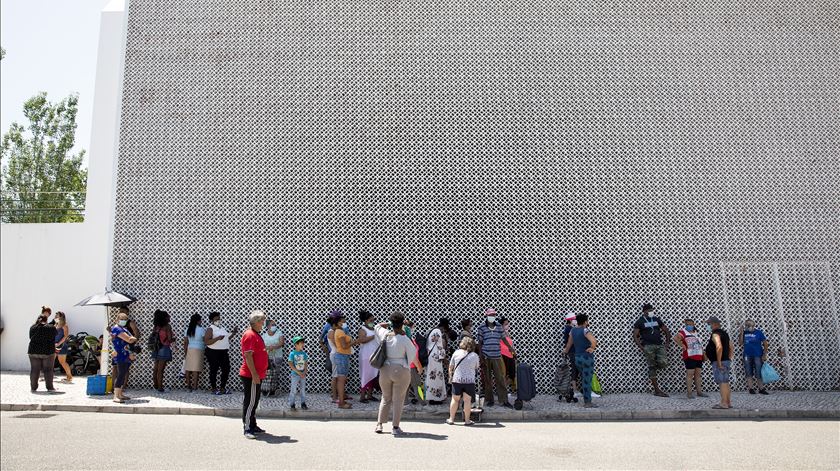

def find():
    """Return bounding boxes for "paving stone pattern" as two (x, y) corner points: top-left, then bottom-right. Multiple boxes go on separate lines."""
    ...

(3, 372), (838, 421)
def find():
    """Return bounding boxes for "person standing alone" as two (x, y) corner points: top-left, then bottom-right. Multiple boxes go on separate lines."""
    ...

(632, 303), (671, 397)
(240, 310), (269, 439)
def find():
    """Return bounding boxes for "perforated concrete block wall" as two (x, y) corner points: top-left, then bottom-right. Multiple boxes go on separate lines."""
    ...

(111, 0), (840, 393)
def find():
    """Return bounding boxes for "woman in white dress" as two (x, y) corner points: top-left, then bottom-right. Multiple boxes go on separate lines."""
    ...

(425, 318), (451, 404)
(357, 311), (380, 403)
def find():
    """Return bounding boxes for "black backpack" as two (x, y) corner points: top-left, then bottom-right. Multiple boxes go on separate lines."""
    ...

(146, 328), (161, 352)
(415, 332), (430, 367)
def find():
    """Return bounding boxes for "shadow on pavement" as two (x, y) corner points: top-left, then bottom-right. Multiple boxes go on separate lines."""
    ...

(396, 432), (448, 440)
(255, 433), (298, 444)
(468, 422), (505, 428)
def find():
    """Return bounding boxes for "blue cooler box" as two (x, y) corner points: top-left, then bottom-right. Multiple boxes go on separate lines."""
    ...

(86, 375), (108, 395)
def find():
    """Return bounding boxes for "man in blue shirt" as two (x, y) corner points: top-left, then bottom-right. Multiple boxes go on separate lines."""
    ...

(476, 308), (514, 408)
(739, 319), (769, 395)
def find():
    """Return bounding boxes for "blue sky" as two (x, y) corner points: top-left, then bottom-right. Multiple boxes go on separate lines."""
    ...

(1, 0), (112, 165)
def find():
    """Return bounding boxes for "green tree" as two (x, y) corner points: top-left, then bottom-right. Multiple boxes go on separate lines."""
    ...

(1, 93), (88, 223)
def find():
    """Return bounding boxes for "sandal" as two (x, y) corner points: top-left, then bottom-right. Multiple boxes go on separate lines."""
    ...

(464, 420), (475, 426)
(375, 423), (383, 434)
(445, 419), (455, 425)
(711, 404), (730, 409)
(338, 402), (352, 409)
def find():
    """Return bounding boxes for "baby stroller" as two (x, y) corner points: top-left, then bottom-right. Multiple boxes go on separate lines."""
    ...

(70, 333), (102, 376)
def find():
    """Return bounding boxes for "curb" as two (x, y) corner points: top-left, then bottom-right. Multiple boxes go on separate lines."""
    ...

(3, 402), (838, 421)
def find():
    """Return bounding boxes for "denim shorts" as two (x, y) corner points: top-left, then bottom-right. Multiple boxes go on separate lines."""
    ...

(333, 353), (350, 377)
(712, 360), (731, 384)
(743, 356), (763, 379)
(153, 345), (172, 362)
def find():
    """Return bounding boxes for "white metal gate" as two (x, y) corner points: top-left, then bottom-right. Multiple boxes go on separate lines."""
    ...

(720, 262), (840, 391)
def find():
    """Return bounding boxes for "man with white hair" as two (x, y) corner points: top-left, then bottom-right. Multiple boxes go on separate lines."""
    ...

(240, 310), (269, 439)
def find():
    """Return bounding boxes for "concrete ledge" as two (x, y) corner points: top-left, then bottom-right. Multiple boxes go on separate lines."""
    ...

(3, 402), (838, 421)
(631, 410), (663, 420)
(179, 407), (215, 416)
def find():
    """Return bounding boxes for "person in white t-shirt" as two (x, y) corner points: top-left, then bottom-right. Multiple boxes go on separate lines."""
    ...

(446, 337), (481, 426)
(203, 312), (239, 395)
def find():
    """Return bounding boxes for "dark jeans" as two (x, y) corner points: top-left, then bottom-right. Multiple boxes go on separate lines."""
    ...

(29, 354), (55, 391)
(241, 375), (261, 431)
(114, 362), (130, 388)
(206, 349), (230, 390)
(575, 354), (595, 403)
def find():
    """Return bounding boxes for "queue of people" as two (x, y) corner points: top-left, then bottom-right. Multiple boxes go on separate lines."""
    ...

(26, 303), (773, 431)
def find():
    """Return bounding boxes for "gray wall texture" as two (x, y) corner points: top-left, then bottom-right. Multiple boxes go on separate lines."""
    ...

(112, 0), (840, 393)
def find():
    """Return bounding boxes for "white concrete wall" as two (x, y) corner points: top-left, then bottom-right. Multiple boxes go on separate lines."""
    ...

(0, 0), (126, 370)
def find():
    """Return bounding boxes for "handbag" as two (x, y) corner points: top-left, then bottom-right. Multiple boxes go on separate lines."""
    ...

(591, 372), (603, 394)
(761, 362), (781, 383)
(369, 333), (388, 368)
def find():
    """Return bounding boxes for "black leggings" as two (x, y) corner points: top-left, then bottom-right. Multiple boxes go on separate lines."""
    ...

(114, 362), (130, 388)
(206, 349), (230, 390)
(29, 354), (55, 391)
(241, 375), (261, 431)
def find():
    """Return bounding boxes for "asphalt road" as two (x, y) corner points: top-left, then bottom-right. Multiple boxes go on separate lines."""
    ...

(2, 411), (838, 470)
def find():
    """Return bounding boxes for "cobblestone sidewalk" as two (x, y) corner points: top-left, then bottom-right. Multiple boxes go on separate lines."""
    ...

(2, 372), (838, 421)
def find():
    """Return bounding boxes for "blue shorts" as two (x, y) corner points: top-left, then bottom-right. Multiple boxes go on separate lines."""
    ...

(153, 345), (172, 362)
(744, 356), (763, 379)
(333, 353), (350, 377)
(56, 343), (69, 355)
(712, 360), (731, 384)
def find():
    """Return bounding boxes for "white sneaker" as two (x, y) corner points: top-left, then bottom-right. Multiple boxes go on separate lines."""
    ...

(591, 392), (601, 398)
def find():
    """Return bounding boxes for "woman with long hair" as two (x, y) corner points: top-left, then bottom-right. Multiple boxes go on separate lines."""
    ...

(151, 309), (175, 392)
(53, 311), (73, 383)
(183, 313), (205, 392)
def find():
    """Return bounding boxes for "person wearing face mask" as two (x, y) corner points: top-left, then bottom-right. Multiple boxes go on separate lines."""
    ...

(356, 310), (380, 403)
(499, 317), (517, 392)
(425, 318), (452, 405)
(260, 319), (285, 396)
(632, 303), (672, 397)
(675, 319), (707, 398)
(739, 319), (769, 395)
(111, 312), (138, 403)
(476, 308), (513, 408)
(328, 311), (357, 409)
(240, 310), (269, 439)
(183, 314), (206, 392)
(28, 306), (58, 393)
(204, 312), (239, 395)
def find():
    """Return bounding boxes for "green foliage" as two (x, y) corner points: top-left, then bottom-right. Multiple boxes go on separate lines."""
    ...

(1, 92), (88, 223)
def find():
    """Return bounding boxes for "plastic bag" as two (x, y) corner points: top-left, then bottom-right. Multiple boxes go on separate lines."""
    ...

(591, 372), (602, 394)
(761, 363), (781, 383)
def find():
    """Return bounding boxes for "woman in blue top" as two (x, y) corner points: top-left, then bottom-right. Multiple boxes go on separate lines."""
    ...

(562, 314), (599, 408)
(111, 312), (138, 403)
(739, 319), (769, 395)
(183, 314), (206, 392)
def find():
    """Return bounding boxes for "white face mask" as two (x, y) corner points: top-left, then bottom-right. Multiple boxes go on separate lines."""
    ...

(213, 320), (221, 327)
(487, 316), (496, 324)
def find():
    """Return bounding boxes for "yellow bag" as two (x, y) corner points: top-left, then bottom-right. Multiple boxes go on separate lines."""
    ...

(106, 375), (114, 393)
(591, 372), (602, 395)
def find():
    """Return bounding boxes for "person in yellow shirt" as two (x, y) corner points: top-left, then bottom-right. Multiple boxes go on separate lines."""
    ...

(328, 312), (357, 409)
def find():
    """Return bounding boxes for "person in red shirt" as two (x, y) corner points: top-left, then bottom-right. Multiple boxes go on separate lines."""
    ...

(240, 310), (269, 439)
(674, 318), (708, 399)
